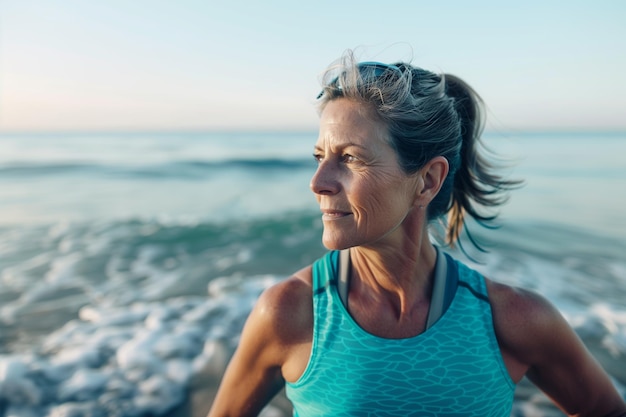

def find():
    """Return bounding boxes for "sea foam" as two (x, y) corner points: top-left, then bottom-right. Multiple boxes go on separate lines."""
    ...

(0, 275), (282, 416)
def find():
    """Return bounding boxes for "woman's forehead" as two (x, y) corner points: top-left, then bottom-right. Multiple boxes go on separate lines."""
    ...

(317, 99), (389, 146)
(316, 107), (388, 151)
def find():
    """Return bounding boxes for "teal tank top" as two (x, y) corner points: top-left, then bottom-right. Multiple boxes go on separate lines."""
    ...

(285, 250), (515, 416)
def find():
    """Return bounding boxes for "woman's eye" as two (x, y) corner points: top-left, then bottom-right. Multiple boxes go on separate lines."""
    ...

(313, 153), (359, 164)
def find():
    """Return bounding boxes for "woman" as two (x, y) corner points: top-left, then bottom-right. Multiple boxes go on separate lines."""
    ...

(208, 52), (626, 416)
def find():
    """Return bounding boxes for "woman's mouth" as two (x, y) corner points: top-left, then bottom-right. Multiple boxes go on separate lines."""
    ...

(321, 210), (352, 220)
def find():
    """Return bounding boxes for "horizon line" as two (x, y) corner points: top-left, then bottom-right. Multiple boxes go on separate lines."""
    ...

(1, 126), (626, 136)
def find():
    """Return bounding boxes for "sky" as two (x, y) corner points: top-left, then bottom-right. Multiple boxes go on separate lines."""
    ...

(0, 0), (625, 132)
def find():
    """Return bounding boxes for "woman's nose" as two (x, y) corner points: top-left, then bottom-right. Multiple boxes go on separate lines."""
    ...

(310, 161), (340, 195)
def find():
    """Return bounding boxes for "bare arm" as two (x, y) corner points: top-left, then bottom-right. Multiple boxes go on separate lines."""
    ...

(207, 272), (313, 417)
(489, 280), (626, 417)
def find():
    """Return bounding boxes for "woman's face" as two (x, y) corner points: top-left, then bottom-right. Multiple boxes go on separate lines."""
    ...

(311, 98), (420, 250)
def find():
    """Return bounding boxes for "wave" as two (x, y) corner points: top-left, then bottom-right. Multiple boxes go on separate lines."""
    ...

(2, 215), (624, 336)
(0, 158), (317, 179)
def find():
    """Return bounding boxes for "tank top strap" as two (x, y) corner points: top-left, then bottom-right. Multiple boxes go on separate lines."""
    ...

(312, 250), (339, 293)
(455, 256), (491, 301)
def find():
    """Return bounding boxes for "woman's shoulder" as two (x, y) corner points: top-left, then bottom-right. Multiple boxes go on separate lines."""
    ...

(486, 279), (558, 323)
(252, 265), (314, 344)
(485, 280), (626, 413)
(258, 265), (313, 311)
(485, 278), (579, 371)
(486, 280), (565, 342)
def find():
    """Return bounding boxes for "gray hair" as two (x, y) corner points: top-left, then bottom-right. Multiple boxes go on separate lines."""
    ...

(317, 51), (521, 248)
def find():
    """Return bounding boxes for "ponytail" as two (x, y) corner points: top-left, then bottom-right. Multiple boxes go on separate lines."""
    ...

(444, 74), (521, 248)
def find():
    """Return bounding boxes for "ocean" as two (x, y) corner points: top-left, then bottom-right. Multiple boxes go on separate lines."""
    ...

(0, 131), (624, 416)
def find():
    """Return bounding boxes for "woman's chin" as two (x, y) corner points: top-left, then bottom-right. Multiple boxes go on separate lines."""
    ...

(321, 236), (353, 251)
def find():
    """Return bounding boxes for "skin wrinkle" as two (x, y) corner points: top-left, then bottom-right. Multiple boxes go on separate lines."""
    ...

(310, 98), (446, 326)
(311, 98), (419, 252)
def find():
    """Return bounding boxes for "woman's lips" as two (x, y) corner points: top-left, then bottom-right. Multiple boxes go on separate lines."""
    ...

(321, 209), (352, 220)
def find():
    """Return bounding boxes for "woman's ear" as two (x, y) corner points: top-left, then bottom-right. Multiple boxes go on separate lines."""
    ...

(416, 156), (449, 204)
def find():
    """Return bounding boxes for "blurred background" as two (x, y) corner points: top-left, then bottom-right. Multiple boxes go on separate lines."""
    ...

(0, 1), (625, 416)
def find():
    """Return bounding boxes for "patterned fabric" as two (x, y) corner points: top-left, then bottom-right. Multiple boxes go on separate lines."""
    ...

(285, 250), (515, 416)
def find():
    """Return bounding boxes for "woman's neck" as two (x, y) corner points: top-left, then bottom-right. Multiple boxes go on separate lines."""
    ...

(349, 234), (437, 318)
